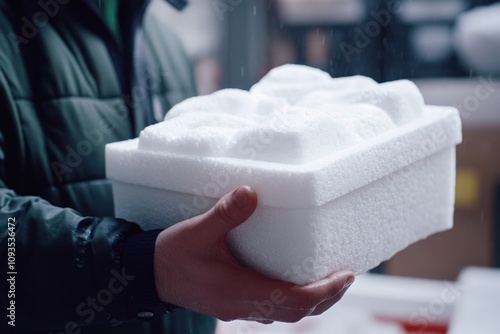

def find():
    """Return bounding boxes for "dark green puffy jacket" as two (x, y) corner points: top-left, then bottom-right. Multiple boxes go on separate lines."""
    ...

(0, 0), (216, 333)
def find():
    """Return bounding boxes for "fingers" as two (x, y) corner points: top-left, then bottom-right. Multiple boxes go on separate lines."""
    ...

(272, 271), (354, 322)
(221, 269), (354, 323)
(296, 270), (355, 306)
(174, 185), (354, 323)
(309, 274), (355, 316)
(199, 186), (258, 238)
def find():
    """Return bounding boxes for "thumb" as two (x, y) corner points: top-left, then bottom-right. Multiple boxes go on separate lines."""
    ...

(199, 186), (258, 239)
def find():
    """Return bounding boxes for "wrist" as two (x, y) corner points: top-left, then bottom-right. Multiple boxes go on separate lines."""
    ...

(122, 229), (172, 319)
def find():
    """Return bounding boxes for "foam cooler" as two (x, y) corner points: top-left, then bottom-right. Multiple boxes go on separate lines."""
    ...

(106, 65), (462, 285)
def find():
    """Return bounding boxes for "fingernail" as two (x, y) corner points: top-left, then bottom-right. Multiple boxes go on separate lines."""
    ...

(342, 276), (355, 291)
(235, 186), (250, 209)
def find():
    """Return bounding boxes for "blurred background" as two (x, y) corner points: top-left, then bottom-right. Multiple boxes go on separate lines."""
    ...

(152, 0), (499, 332)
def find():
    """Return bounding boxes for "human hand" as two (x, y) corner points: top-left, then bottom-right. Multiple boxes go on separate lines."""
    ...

(154, 186), (354, 323)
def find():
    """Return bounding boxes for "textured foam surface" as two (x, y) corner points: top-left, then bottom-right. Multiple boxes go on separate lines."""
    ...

(106, 64), (462, 285)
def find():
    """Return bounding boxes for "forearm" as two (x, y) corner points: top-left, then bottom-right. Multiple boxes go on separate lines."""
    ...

(0, 188), (146, 330)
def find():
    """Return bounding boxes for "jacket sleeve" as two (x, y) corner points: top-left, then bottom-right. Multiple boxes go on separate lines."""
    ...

(0, 55), (167, 333)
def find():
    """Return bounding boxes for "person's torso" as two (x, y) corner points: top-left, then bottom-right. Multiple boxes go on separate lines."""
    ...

(0, 0), (196, 217)
(0, 1), (216, 332)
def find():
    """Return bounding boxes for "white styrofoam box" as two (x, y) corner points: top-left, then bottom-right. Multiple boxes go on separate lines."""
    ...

(106, 108), (461, 285)
(106, 65), (462, 285)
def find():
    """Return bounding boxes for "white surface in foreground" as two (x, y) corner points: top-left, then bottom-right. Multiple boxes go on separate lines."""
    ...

(448, 267), (500, 334)
(216, 273), (460, 334)
(217, 267), (500, 333)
